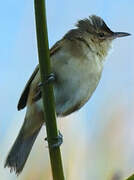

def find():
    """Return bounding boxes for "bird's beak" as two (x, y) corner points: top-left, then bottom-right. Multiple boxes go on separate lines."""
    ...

(112, 32), (131, 38)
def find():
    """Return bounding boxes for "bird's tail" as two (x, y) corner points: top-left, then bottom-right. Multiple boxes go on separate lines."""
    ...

(4, 108), (43, 175)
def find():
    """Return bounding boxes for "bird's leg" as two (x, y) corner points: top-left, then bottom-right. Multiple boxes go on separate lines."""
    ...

(45, 131), (63, 148)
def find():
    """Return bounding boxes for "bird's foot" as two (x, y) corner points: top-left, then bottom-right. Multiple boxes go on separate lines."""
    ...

(33, 73), (55, 101)
(38, 73), (56, 88)
(45, 131), (63, 149)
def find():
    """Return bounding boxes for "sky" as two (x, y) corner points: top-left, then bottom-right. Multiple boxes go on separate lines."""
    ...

(0, 0), (134, 179)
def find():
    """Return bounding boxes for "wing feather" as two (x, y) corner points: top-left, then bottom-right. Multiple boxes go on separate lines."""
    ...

(17, 65), (39, 110)
(17, 40), (62, 110)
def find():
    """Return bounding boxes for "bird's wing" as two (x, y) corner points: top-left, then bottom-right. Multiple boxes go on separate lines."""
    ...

(50, 40), (62, 56)
(17, 65), (39, 110)
(17, 40), (62, 111)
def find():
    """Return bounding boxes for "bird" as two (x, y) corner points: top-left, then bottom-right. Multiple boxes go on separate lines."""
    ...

(4, 15), (130, 175)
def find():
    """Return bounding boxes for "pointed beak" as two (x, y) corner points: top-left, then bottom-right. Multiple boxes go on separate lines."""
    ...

(113, 32), (131, 38)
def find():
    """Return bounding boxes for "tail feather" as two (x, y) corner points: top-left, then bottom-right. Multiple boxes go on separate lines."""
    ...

(4, 127), (41, 175)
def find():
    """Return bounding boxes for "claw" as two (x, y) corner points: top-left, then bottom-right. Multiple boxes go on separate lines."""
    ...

(33, 73), (55, 102)
(38, 73), (56, 88)
(46, 73), (56, 84)
(45, 131), (63, 149)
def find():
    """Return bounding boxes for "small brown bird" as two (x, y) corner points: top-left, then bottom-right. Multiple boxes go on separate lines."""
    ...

(5, 15), (130, 174)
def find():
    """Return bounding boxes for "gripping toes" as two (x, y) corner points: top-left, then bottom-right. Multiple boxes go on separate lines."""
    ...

(38, 73), (56, 88)
(45, 131), (63, 149)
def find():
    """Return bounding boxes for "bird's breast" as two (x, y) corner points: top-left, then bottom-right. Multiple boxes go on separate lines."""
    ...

(51, 50), (103, 116)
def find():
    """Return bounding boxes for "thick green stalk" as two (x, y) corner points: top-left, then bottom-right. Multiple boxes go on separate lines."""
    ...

(34, 0), (65, 179)
(126, 174), (134, 180)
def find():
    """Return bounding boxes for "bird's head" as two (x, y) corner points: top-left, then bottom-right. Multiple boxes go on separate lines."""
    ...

(76, 15), (131, 58)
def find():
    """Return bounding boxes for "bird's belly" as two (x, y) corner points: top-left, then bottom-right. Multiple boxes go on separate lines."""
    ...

(53, 57), (102, 116)
(36, 56), (102, 117)
(54, 76), (100, 116)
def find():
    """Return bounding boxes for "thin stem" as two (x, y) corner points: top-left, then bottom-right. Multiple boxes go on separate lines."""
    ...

(34, 0), (65, 179)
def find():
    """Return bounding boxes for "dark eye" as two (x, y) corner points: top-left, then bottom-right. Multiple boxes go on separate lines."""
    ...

(98, 32), (105, 38)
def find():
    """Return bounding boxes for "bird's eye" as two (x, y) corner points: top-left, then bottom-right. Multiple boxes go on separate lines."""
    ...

(98, 32), (105, 38)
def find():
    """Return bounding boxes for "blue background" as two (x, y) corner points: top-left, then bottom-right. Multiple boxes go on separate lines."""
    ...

(0, 1), (134, 179)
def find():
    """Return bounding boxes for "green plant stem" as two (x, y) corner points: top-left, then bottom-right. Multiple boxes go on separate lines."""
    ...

(126, 174), (134, 180)
(34, 0), (65, 179)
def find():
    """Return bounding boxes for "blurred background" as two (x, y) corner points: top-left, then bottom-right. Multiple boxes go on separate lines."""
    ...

(0, 0), (134, 179)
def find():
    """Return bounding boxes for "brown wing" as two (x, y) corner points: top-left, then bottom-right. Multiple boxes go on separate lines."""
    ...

(17, 65), (39, 110)
(50, 40), (62, 56)
(17, 40), (63, 111)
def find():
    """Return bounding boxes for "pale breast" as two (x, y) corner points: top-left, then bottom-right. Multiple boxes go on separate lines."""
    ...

(35, 40), (104, 117)
(51, 47), (103, 116)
